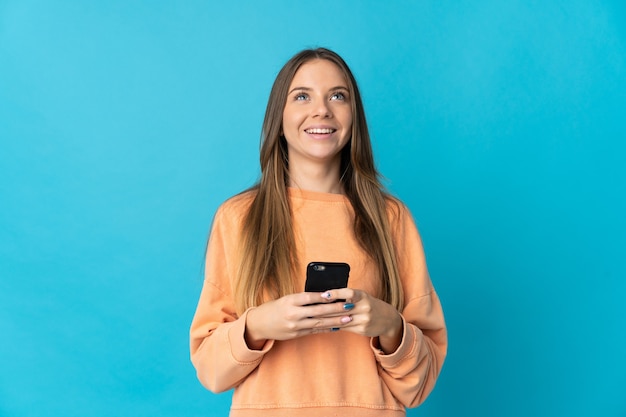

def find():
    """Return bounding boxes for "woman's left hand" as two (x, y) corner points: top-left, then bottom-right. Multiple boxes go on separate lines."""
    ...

(320, 288), (403, 354)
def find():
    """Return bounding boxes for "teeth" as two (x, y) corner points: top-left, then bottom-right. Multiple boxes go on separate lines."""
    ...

(306, 128), (335, 134)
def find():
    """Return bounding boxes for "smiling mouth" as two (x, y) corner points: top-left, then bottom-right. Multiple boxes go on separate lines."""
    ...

(305, 128), (336, 134)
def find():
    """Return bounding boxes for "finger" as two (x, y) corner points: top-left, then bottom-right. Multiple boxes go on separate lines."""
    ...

(291, 291), (335, 307)
(308, 327), (340, 335)
(319, 289), (349, 303)
(328, 288), (361, 303)
(301, 314), (353, 332)
(321, 290), (348, 304)
(307, 300), (355, 318)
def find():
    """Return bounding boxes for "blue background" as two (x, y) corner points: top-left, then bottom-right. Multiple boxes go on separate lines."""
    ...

(1, 1), (625, 416)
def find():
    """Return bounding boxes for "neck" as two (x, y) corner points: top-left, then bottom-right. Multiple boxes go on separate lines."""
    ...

(288, 159), (344, 194)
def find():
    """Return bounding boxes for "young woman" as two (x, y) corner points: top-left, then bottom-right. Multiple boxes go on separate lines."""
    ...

(190, 48), (447, 416)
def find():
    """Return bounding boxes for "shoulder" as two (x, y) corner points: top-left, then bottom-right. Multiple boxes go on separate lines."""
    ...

(213, 188), (258, 226)
(383, 195), (424, 243)
(384, 194), (412, 225)
(219, 189), (257, 213)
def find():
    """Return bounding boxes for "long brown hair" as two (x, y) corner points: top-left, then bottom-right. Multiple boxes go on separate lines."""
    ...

(234, 48), (403, 314)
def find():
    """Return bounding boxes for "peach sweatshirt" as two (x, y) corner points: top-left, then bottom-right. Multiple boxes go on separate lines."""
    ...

(190, 188), (447, 416)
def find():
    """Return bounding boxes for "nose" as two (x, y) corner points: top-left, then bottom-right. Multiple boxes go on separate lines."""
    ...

(313, 99), (332, 118)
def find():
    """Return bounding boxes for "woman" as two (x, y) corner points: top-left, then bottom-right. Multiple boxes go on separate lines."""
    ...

(190, 48), (447, 416)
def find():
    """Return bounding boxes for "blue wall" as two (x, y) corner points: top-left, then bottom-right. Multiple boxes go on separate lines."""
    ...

(1, 1), (624, 416)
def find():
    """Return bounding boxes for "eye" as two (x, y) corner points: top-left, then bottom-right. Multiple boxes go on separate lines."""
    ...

(294, 92), (309, 101)
(330, 91), (347, 101)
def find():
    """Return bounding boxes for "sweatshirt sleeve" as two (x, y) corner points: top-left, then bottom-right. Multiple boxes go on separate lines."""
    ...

(189, 201), (275, 393)
(370, 201), (448, 408)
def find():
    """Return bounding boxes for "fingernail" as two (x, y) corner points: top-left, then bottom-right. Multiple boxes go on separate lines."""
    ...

(343, 303), (355, 310)
(331, 327), (340, 332)
(340, 316), (352, 324)
(321, 292), (332, 299)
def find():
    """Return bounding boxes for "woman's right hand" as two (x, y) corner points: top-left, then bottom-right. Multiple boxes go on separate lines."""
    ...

(244, 292), (353, 350)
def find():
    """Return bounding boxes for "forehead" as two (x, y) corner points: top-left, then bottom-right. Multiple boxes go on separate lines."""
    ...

(289, 59), (349, 88)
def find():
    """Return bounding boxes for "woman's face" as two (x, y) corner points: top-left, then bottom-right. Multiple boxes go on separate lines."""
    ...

(282, 59), (353, 170)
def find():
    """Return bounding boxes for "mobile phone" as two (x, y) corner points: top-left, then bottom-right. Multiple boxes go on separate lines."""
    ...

(305, 262), (350, 295)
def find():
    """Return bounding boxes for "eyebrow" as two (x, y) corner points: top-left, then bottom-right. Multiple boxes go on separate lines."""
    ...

(288, 85), (349, 95)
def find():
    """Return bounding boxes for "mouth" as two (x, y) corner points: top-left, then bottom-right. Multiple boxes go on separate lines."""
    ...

(304, 128), (336, 134)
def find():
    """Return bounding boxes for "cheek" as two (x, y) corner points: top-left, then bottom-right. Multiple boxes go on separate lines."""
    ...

(282, 109), (301, 131)
(343, 113), (353, 135)
(281, 115), (300, 142)
(340, 107), (353, 128)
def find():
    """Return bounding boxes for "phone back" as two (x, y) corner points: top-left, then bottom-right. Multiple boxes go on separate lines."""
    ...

(305, 262), (350, 292)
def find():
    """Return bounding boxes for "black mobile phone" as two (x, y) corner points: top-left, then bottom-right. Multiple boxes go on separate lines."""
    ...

(305, 262), (350, 294)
